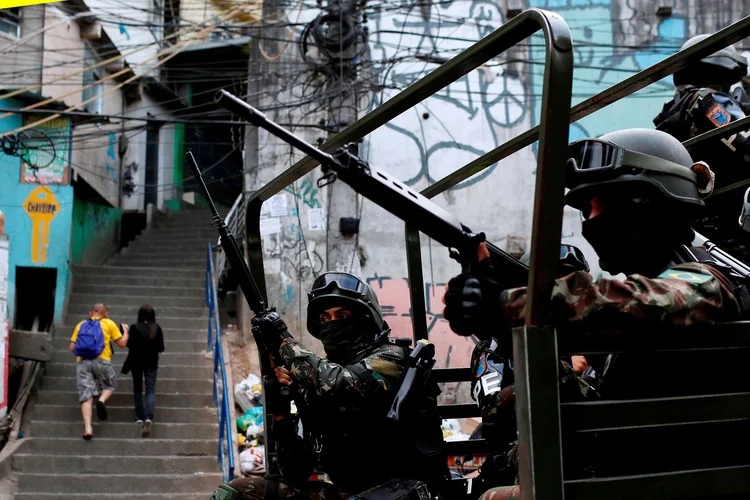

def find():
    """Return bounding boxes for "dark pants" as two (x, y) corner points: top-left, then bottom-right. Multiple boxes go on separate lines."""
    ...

(132, 367), (157, 420)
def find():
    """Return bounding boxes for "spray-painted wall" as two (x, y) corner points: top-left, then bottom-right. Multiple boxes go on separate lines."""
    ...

(0, 98), (74, 326)
(248, 0), (750, 386)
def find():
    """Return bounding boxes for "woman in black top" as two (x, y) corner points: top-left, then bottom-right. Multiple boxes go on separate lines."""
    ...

(123, 304), (165, 437)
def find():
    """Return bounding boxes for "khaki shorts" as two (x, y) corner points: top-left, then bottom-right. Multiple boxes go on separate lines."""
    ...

(76, 358), (116, 402)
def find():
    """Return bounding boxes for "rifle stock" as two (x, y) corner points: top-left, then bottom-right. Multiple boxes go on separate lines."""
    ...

(214, 90), (529, 288)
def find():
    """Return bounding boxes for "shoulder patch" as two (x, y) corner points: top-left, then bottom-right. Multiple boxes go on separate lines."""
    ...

(657, 270), (713, 284)
(365, 357), (403, 378)
(707, 103), (731, 127)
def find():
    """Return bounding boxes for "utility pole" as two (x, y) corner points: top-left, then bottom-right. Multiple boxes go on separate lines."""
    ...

(321, 0), (367, 275)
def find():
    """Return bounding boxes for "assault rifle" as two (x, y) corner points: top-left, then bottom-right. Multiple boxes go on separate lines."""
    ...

(215, 89), (530, 284)
(186, 151), (290, 499)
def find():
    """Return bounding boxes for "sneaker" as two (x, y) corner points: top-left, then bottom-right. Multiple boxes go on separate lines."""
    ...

(96, 400), (108, 421)
(135, 419), (144, 425)
(141, 419), (152, 438)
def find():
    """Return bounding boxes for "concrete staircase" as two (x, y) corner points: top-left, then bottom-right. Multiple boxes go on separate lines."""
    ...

(11, 209), (223, 499)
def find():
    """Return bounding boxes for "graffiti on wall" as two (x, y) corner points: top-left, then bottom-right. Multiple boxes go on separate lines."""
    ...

(105, 133), (118, 181)
(366, 0), (529, 189)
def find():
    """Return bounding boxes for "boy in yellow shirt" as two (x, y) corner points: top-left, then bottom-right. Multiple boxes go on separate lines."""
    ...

(70, 303), (129, 439)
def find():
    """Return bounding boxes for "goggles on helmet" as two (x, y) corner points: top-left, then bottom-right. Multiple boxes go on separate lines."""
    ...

(567, 139), (697, 186)
(309, 272), (365, 300)
(560, 244), (589, 273)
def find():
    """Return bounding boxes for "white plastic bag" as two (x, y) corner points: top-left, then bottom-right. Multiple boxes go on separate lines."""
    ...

(234, 374), (261, 413)
(239, 445), (265, 475)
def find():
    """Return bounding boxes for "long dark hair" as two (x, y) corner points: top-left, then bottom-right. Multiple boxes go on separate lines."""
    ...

(137, 304), (158, 339)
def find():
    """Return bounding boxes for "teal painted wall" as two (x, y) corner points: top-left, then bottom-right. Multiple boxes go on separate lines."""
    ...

(0, 98), (73, 326)
(71, 198), (121, 266)
(528, 0), (688, 141)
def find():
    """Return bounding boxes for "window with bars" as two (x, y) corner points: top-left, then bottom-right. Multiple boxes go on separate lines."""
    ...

(0, 8), (21, 39)
(82, 46), (103, 114)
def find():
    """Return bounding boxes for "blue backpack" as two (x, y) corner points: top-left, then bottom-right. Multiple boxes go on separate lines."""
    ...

(74, 319), (105, 359)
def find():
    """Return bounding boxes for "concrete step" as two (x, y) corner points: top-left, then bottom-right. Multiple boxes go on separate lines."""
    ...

(18, 472), (222, 493)
(45, 363), (213, 379)
(69, 293), (205, 309)
(67, 304), (207, 319)
(37, 392), (214, 408)
(136, 231), (216, 241)
(40, 376), (213, 393)
(129, 237), (216, 248)
(21, 437), (217, 456)
(13, 454), (218, 475)
(55, 325), (209, 340)
(73, 265), (201, 279)
(107, 259), (205, 269)
(71, 284), (205, 298)
(51, 337), (207, 352)
(15, 494), (211, 500)
(144, 226), (218, 235)
(111, 254), (207, 264)
(33, 405), (216, 424)
(119, 250), (208, 260)
(53, 350), (208, 365)
(31, 421), (218, 440)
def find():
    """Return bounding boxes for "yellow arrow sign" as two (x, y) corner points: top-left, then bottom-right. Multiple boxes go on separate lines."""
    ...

(23, 187), (60, 264)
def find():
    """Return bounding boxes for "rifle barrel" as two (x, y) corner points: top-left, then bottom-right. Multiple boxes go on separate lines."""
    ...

(186, 151), (221, 218)
(215, 90), (340, 169)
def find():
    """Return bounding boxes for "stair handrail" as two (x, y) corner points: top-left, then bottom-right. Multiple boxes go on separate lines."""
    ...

(206, 242), (236, 483)
(216, 194), (247, 278)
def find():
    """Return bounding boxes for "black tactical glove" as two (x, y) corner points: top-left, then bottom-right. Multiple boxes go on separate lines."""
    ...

(443, 259), (503, 337)
(251, 310), (291, 352)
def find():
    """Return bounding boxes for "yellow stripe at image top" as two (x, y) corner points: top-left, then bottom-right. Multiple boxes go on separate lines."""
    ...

(1, 0), (65, 7)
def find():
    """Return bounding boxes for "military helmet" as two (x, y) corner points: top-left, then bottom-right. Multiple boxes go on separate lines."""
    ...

(674, 34), (748, 87)
(306, 272), (386, 337)
(565, 128), (704, 215)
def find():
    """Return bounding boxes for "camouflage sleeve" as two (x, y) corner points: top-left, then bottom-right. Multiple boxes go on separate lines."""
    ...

(501, 262), (741, 327)
(279, 340), (406, 403)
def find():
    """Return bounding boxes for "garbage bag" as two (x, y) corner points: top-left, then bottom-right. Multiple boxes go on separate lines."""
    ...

(234, 374), (261, 413)
(237, 406), (265, 433)
(239, 445), (265, 476)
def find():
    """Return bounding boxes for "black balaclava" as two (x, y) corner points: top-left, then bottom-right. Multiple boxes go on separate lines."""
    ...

(318, 315), (383, 365)
(581, 200), (693, 277)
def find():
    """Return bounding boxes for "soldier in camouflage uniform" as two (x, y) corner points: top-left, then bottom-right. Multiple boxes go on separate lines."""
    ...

(444, 128), (745, 500)
(211, 273), (447, 500)
(654, 35), (750, 237)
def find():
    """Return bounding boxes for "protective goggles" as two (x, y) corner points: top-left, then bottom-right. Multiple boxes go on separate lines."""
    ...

(567, 139), (697, 184)
(309, 272), (365, 299)
(560, 244), (589, 273)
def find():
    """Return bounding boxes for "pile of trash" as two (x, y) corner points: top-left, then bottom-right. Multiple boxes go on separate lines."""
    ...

(235, 374), (265, 476)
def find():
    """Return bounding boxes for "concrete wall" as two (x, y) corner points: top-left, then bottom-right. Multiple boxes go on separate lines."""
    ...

(40, 6), (84, 108)
(0, 98), (73, 326)
(85, 0), (162, 77)
(0, 5), (45, 91)
(70, 123), (122, 207)
(71, 198), (121, 266)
